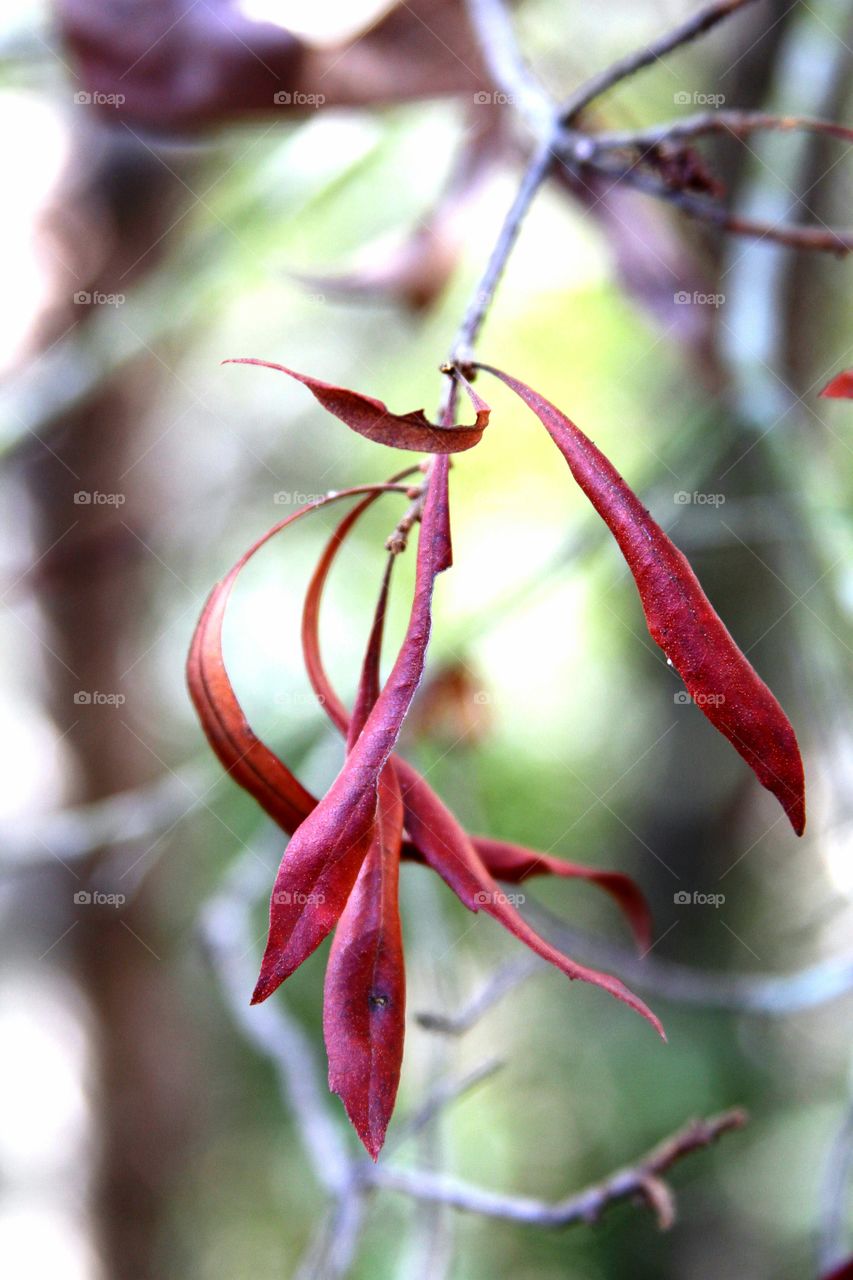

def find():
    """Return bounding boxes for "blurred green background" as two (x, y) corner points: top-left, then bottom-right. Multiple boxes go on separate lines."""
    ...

(1, 1), (852, 1277)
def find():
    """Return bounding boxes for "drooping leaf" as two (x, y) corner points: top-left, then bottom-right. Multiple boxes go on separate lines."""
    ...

(396, 759), (664, 1036)
(186, 488), (400, 837)
(253, 457), (452, 1003)
(225, 359), (490, 453)
(479, 365), (805, 836)
(820, 370), (853, 399)
(301, 487), (654, 947)
(468, 836), (652, 953)
(324, 764), (405, 1160)
(348, 556), (395, 750)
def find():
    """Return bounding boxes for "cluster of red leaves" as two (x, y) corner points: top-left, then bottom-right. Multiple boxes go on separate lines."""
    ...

(188, 360), (807, 1156)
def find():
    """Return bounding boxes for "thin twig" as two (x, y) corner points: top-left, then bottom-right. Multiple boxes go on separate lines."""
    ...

(591, 110), (853, 151)
(560, 0), (762, 123)
(448, 138), (555, 368)
(202, 852), (351, 1194)
(465, 0), (551, 130)
(386, 1058), (504, 1151)
(417, 954), (541, 1035)
(374, 1109), (746, 1227)
(584, 158), (853, 253)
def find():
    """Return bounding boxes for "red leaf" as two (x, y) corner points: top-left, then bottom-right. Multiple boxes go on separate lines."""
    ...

(323, 765), (405, 1160)
(347, 555), (394, 750)
(396, 759), (664, 1036)
(252, 457), (452, 1002)
(469, 836), (652, 953)
(225, 359), (490, 453)
(820, 370), (853, 399)
(479, 365), (805, 836)
(186, 492), (401, 836)
(301, 487), (653, 947)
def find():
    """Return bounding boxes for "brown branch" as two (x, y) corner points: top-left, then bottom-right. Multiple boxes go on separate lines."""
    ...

(374, 1109), (747, 1228)
(583, 158), (853, 254)
(559, 0), (761, 123)
(592, 110), (853, 151)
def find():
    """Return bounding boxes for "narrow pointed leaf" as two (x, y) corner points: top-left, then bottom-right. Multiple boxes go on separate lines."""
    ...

(469, 836), (652, 953)
(347, 556), (394, 750)
(187, 488), (399, 836)
(820, 370), (853, 399)
(324, 766), (405, 1159)
(396, 759), (664, 1036)
(302, 479), (653, 946)
(226, 358), (490, 453)
(479, 364), (805, 836)
(253, 457), (452, 1002)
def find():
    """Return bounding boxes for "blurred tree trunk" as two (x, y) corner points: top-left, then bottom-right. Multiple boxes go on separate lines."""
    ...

(21, 128), (202, 1280)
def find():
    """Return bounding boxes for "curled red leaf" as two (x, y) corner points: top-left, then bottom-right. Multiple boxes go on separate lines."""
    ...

(225, 358), (490, 453)
(324, 764), (405, 1160)
(301, 487), (652, 948)
(820, 370), (853, 399)
(325, 570), (406, 1159)
(298, 498), (662, 1037)
(252, 457), (452, 1003)
(478, 364), (805, 836)
(186, 488), (401, 837)
(469, 836), (652, 953)
(396, 760), (664, 1037)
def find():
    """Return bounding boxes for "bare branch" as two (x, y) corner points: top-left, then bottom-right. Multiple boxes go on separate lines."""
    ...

(592, 110), (853, 151)
(374, 1110), (746, 1227)
(465, 0), (552, 130)
(201, 852), (352, 1194)
(583, 159), (853, 254)
(560, 0), (761, 123)
(417, 954), (540, 1035)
